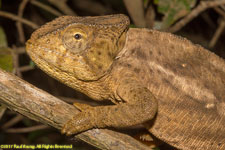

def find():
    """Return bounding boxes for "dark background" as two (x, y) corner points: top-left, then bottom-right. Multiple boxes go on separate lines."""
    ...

(0, 0), (224, 149)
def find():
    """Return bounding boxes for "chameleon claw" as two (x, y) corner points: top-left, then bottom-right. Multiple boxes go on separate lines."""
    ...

(61, 125), (74, 136)
(61, 111), (96, 136)
(66, 131), (72, 136)
(61, 126), (66, 135)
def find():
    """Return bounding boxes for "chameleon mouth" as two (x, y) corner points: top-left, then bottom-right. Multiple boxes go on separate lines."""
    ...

(26, 40), (60, 69)
(26, 39), (88, 77)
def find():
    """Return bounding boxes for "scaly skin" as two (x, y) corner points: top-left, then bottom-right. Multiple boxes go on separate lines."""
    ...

(26, 14), (225, 150)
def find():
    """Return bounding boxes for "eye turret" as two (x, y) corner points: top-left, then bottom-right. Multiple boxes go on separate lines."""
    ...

(62, 26), (88, 53)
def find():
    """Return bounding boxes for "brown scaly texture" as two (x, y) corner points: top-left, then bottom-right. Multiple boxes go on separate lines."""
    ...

(26, 14), (225, 150)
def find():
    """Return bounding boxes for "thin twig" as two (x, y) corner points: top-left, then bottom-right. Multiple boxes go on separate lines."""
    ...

(13, 47), (26, 54)
(0, 105), (7, 120)
(145, 4), (155, 28)
(0, 10), (39, 29)
(16, 0), (29, 43)
(1, 115), (24, 129)
(30, 0), (62, 16)
(167, 0), (225, 33)
(209, 19), (225, 48)
(18, 65), (34, 72)
(12, 45), (22, 77)
(214, 6), (225, 18)
(47, 0), (77, 16)
(123, 0), (146, 27)
(221, 5), (225, 11)
(201, 13), (216, 28)
(72, 0), (112, 15)
(6, 125), (49, 133)
(11, 46), (33, 75)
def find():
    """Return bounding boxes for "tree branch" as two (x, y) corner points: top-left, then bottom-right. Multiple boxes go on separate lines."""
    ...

(0, 68), (150, 150)
(30, 0), (63, 17)
(0, 10), (39, 29)
(167, 0), (225, 33)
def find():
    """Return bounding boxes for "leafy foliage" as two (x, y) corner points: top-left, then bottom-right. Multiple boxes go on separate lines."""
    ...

(154, 0), (197, 29)
(0, 47), (13, 72)
(0, 26), (13, 72)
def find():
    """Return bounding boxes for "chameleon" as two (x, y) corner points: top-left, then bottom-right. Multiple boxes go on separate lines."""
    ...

(26, 14), (225, 150)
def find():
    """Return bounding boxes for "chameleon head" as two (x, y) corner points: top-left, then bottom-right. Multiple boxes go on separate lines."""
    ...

(26, 14), (129, 89)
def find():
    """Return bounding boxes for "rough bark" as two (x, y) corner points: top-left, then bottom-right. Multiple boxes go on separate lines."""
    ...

(0, 68), (150, 150)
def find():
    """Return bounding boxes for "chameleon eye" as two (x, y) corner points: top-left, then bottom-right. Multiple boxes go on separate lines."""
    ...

(74, 33), (82, 40)
(62, 25), (89, 53)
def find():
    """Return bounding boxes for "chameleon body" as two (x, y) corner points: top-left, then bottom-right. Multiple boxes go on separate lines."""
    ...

(26, 14), (225, 150)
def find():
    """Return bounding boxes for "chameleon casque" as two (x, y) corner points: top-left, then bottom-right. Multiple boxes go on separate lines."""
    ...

(26, 14), (225, 149)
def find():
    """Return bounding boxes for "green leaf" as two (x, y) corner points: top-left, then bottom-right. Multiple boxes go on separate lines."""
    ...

(154, 0), (159, 4)
(154, 0), (197, 29)
(0, 26), (7, 47)
(129, 24), (137, 28)
(0, 26), (13, 72)
(0, 47), (13, 72)
(29, 60), (36, 67)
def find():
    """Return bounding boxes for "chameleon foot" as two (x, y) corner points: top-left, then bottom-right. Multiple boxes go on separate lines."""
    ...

(61, 109), (96, 136)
